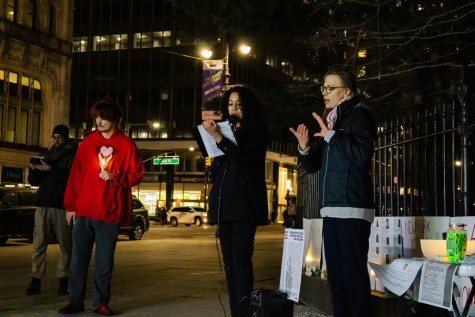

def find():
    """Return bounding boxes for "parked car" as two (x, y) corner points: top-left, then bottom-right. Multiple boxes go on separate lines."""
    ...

(0, 186), (37, 245)
(0, 188), (149, 245)
(119, 197), (150, 240)
(167, 206), (207, 227)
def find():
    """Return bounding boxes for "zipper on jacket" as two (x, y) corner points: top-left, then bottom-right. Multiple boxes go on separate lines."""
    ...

(321, 143), (331, 206)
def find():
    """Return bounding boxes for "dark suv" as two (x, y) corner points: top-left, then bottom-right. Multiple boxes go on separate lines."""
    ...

(0, 188), (150, 244)
(0, 186), (38, 244)
(119, 197), (150, 240)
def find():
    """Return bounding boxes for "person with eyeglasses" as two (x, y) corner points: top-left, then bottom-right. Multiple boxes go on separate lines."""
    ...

(290, 69), (377, 317)
(202, 86), (268, 317)
(26, 124), (78, 296)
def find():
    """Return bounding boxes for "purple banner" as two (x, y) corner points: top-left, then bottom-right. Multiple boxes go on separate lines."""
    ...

(202, 60), (224, 104)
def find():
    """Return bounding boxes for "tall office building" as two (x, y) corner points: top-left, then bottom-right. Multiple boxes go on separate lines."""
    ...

(71, 0), (300, 218)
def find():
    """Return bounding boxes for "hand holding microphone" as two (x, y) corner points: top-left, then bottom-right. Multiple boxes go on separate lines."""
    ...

(228, 115), (239, 131)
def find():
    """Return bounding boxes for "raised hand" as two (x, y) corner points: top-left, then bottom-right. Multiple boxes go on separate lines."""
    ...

(289, 124), (310, 150)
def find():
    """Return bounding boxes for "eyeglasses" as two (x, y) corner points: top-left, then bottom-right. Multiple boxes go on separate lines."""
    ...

(320, 86), (345, 94)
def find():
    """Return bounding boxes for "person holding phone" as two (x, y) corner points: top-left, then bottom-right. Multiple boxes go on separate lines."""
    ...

(26, 124), (78, 295)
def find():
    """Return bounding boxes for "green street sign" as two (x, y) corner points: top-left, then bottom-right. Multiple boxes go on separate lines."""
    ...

(153, 156), (180, 165)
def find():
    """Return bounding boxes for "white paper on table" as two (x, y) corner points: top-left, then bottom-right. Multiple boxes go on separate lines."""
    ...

(279, 228), (304, 302)
(418, 260), (457, 310)
(369, 258), (426, 296)
(197, 121), (237, 157)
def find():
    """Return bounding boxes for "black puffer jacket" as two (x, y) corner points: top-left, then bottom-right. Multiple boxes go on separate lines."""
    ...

(207, 122), (269, 226)
(299, 97), (376, 209)
(28, 140), (79, 209)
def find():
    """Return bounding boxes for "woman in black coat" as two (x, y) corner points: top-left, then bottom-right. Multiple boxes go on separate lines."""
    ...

(203, 86), (268, 317)
(290, 69), (376, 317)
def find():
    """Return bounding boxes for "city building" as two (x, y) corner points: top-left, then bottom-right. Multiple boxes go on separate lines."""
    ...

(0, 0), (74, 184)
(70, 0), (300, 220)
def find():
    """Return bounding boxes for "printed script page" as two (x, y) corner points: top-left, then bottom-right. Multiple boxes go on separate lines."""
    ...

(418, 261), (457, 310)
(279, 228), (304, 302)
(197, 121), (237, 157)
(369, 258), (426, 296)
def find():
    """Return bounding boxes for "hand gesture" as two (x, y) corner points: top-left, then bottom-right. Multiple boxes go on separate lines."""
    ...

(312, 112), (329, 138)
(289, 112), (330, 150)
(289, 124), (310, 151)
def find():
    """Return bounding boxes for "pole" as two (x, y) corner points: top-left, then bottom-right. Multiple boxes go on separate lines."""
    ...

(224, 40), (230, 90)
(457, 65), (471, 216)
(204, 166), (208, 211)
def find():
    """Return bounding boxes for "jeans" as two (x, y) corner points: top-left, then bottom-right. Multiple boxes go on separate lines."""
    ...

(218, 221), (257, 317)
(69, 217), (118, 309)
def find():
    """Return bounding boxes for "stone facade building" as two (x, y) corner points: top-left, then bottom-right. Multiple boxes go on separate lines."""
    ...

(0, 0), (73, 184)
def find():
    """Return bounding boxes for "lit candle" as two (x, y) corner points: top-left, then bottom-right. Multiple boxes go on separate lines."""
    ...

(101, 158), (106, 171)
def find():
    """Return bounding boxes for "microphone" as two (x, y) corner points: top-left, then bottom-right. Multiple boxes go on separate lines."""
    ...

(228, 115), (239, 131)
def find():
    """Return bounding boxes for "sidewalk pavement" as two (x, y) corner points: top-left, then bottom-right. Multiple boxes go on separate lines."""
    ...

(0, 224), (327, 317)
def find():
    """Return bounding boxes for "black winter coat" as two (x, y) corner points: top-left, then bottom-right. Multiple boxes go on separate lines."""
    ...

(207, 121), (269, 226)
(299, 97), (376, 209)
(28, 140), (78, 209)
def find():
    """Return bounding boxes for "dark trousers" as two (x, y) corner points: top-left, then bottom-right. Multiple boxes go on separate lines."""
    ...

(218, 221), (257, 317)
(323, 217), (372, 317)
(69, 217), (119, 309)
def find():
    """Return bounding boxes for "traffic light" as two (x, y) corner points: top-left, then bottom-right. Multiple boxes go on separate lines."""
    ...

(205, 157), (212, 167)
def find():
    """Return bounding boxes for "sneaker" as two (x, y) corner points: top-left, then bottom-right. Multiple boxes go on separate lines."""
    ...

(26, 277), (41, 295)
(57, 277), (69, 295)
(58, 302), (85, 314)
(94, 305), (114, 316)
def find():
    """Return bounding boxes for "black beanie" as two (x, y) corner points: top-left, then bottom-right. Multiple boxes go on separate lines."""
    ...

(52, 124), (69, 139)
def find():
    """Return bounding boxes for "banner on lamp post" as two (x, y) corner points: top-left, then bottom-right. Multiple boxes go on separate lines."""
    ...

(202, 59), (224, 104)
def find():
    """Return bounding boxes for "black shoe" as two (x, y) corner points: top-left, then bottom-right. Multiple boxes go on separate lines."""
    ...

(58, 277), (69, 295)
(26, 277), (41, 295)
(58, 303), (85, 314)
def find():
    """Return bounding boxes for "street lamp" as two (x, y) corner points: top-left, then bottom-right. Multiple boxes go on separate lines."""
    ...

(200, 40), (252, 90)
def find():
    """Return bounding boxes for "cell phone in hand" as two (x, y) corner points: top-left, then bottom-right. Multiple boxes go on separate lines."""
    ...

(30, 156), (44, 165)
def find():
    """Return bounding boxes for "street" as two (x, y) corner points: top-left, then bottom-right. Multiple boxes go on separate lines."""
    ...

(0, 223), (288, 317)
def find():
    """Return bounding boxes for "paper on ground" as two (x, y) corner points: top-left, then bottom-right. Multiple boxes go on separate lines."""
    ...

(280, 228), (304, 302)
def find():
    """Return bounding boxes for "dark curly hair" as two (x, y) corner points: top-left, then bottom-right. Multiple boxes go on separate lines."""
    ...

(220, 86), (264, 127)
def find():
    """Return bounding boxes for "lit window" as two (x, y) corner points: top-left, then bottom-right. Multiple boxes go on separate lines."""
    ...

(33, 79), (41, 101)
(21, 76), (30, 98)
(73, 37), (88, 52)
(93, 35), (111, 51)
(7, 0), (16, 22)
(111, 34), (128, 50)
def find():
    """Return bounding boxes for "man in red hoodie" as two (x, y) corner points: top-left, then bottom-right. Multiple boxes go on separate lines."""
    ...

(58, 98), (145, 316)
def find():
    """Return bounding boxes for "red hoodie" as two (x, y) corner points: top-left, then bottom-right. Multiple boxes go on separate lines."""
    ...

(64, 129), (145, 225)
